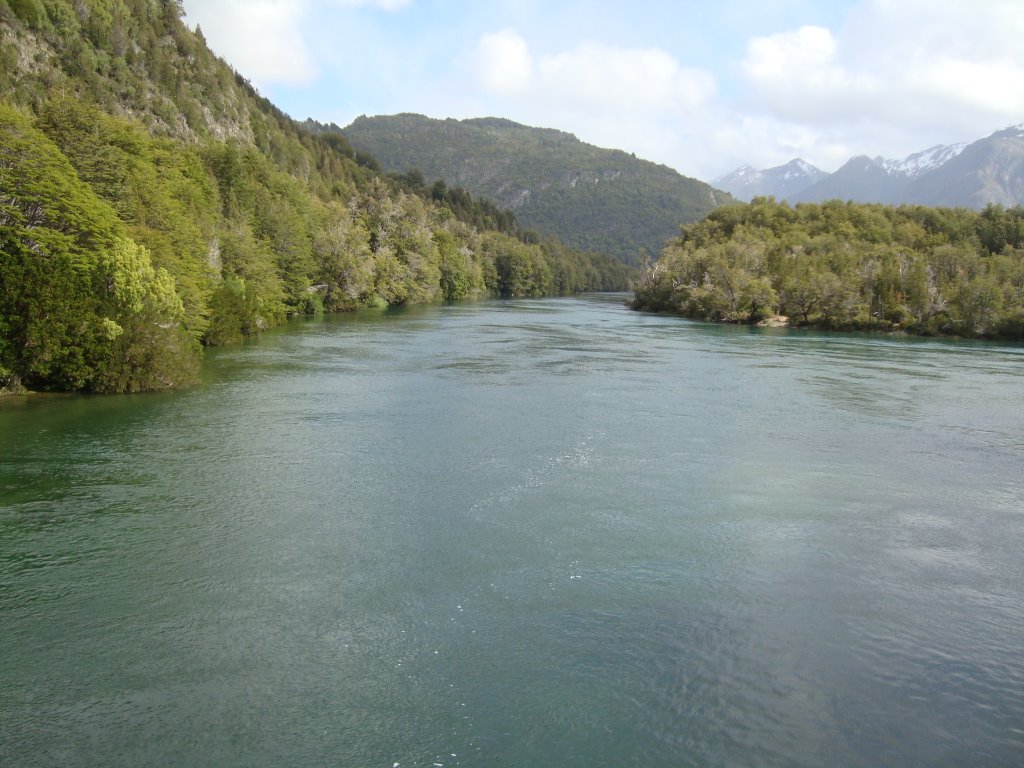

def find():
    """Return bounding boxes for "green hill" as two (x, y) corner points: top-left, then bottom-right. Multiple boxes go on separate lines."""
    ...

(0, 0), (630, 394)
(343, 113), (733, 265)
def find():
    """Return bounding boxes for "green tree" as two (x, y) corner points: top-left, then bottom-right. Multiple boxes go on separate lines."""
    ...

(0, 103), (196, 390)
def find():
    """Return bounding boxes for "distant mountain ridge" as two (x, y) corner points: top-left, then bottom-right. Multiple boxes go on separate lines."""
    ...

(715, 124), (1024, 208)
(713, 159), (828, 202)
(343, 113), (733, 264)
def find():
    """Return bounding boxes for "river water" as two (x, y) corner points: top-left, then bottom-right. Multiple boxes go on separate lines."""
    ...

(2, 295), (1023, 767)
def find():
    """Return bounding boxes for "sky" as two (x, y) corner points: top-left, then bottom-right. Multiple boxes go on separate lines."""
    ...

(179, 0), (1024, 181)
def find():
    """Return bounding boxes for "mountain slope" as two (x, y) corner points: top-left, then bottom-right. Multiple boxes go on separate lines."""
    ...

(713, 159), (827, 202)
(888, 143), (967, 178)
(0, 1), (630, 394)
(790, 155), (911, 204)
(906, 126), (1024, 207)
(343, 114), (733, 265)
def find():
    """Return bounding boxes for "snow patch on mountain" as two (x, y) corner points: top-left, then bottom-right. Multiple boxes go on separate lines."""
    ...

(721, 123), (1024, 208)
(781, 159), (818, 180)
(886, 144), (967, 177)
(713, 159), (826, 201)
(712, 165), (758, 186)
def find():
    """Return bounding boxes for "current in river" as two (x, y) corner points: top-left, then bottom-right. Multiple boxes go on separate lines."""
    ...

(2, 295), (1023, 767)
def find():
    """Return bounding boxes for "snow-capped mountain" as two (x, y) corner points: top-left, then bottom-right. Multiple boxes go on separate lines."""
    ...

(885, 143), (967, 177)
(713, 159), (827, 202)
(789, 155), (910, 204)
(904, 126), (1024, 208)
(714, 124), (1024, 208)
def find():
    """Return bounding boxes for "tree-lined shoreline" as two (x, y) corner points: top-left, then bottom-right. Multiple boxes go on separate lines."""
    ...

(632, 198), (1024, 341)
(0, 1), (630, 394)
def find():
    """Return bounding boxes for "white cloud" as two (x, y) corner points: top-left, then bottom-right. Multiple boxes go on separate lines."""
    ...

(538, 43), (715, 112)
(477, 29), (533, 94)
(183, 0), (316, 87)
(181, 0), (416, 89)
(331, 0), (412, 9)
(738, 0), (1024, 168)
(742, 26), (877, 123)
(745, 25), (837, 80)
(182, 0), (1024, 181)
(476, 32), (715, 113)
(469, 31), (719, 176)
(908, 57), (1024, 116)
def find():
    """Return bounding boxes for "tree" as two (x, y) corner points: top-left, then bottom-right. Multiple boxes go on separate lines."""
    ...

(312, 204), (374, 310)
(0, 103), (196, 390)
(632, 198), (1024, 338)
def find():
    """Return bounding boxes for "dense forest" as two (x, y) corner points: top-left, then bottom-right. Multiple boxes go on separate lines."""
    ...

(0, 0), (631, 394)
(342, 113), (732, 264)
(632, 197), (1024, 340)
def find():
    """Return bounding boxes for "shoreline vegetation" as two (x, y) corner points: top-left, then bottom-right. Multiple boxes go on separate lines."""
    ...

(631, 198), (1024, 341)
(3, 4), (1022, 397)
(0, 1), (630, 395)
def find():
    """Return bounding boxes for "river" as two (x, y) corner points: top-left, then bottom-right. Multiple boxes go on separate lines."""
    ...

(2, 295), (1023, 767)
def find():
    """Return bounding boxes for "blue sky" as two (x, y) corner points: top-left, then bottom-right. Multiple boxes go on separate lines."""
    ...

(180, 0), (1024, 180)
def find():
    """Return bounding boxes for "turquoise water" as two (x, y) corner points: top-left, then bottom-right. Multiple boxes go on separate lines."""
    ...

(2, 295), (1023, 766)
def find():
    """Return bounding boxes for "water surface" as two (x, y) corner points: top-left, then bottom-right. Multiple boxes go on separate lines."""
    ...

(2, 295), (1023, 766)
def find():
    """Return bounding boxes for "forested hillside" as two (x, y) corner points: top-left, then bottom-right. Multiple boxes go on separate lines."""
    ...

(343, 113), (733, 265)
(633, 198), (1024, 340)
(0, 0), (630, 394)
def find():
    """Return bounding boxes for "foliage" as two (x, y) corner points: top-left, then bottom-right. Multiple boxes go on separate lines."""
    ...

(0, 102), (196, 391)
(342, 113), (734, 265)
(0, 1), (632, 392)
(632, 197), (1024, 340)
(387, 169), (525, 240)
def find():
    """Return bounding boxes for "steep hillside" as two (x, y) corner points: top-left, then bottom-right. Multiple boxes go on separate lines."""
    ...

(0, 1), (630, 394)
(0, 0), (334, 164)
(343, 113), (733, 265)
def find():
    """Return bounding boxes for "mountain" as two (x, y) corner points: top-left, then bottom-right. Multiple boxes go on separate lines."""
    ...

(721, 125), (1024, 208)
(905, 126), (1024, 208)
(713, 159), (827, 202)
(342, 114), (733, 265)
(889, 143), (968, 177)
(789, 155), (912, 204)
(790, 143), (970, 204)
(0, 1), (629, 394)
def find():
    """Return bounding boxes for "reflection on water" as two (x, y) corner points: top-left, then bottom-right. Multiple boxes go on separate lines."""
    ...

(2, 295), (1023, 767)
